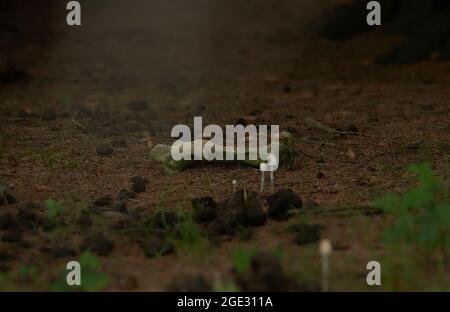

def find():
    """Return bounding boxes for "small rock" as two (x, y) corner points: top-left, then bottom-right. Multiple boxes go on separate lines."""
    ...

(96, 144), (114, 156)
(86, 233), (114, 256)
(267, 189), (302, 221)
(142, 237), (174, 258)
(41, 109), (56, 121)
(317, 172), (324, 179)
(131, 176), (147, 193)
(127, 100), (149, 111)
(192, 197), (217, 223)
(94, 196), (112, 207)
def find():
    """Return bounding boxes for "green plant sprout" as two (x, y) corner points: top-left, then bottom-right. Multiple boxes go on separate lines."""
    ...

(45, 199), (65, 219)
(231, 247), (257, 274)
(51, 251), (110, 292)
(372, 162), (450, 252)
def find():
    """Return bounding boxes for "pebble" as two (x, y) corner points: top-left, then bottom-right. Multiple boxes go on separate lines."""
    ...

(96, 144), (114, 156)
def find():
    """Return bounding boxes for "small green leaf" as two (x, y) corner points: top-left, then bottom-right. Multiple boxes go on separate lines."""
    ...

(45, 199), (65, 219)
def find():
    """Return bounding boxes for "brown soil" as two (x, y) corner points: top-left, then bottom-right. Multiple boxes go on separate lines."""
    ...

(0, 0), (449, 291)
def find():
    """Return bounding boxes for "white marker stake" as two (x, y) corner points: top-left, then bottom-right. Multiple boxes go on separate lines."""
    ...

(232, 179), (237, 194)
(319, 239), (332, 292)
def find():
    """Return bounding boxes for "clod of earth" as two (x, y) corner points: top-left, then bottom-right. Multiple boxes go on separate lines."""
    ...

(149, 130), (295, 174)
(130, 176), (147, 193)
(207, 190), (267, 236)
(96, 144), (114, 156)
(192, 197), (217, 223)
(288, 223), (324, 245)
(84, 233), (114, 256)
(267, 188), (302, 221)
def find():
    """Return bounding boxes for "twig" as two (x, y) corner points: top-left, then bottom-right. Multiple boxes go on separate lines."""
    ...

(71, 118), (87, 130)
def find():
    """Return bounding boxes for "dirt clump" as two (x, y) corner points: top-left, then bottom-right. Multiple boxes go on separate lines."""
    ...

(267, 189), (302, 221)
(192, 197), (217, 223)
(131, 176), (148, 193)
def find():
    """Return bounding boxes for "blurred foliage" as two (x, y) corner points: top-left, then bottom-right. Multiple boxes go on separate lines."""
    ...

(45, 199), (65, 219)
(372, 162), (450, 252)
(51, 251), (110, 292)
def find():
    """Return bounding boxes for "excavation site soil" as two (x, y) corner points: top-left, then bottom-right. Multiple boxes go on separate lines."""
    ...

(1, 0), (449, 291)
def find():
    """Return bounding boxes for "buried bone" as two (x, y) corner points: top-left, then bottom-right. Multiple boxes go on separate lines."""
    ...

(150, 125), (295, 173)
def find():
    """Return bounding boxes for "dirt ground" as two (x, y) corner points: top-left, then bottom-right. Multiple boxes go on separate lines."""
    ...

(1, 0), (450, 291)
